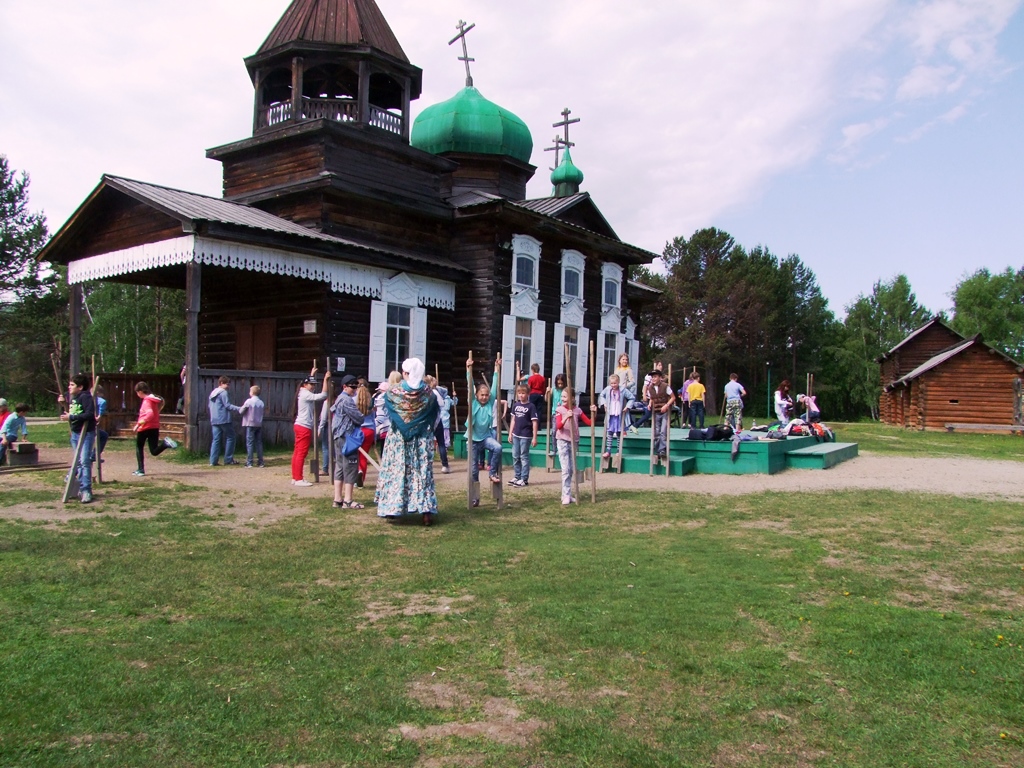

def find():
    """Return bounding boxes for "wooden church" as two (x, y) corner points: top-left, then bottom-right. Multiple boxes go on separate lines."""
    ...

(39, 0), (658, 449)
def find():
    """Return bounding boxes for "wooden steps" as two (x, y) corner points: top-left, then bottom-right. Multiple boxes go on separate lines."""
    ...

(785, 442), (859, 470)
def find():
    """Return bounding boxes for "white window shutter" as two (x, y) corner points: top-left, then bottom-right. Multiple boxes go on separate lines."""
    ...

(551, 323), (565, 384)
(368, 300), (387, 382)
(576, 327), (590, 395)
(411, 307), (428, 363)
(531, 320), (546, 376)
(500, 314), (517, 390)
(595, 331), (606, 392)
(630, 338), (640, 382)
(616, 332), (627, 359)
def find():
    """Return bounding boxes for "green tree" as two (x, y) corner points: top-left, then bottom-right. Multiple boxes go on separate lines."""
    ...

(841, 274), (932, 419)
(82, 283), (187, 374)
(1, 155), (49, 298)
(950, 267), (1024, 361)
(0, 155), (64, 410)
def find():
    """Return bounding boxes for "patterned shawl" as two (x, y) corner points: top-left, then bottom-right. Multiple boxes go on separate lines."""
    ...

(385, 381), (439, 439)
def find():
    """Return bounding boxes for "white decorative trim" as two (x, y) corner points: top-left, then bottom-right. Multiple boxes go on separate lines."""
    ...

(381, 273), (418, 307)
(560, 249), (587, 327)
(512, 233), (542, 260)
(561, 300), (585, 327)
(562, 249), (586, 279)
(68, 235), (196, 283)
(510, 234), (541, 320)
(67, 235), (456, 310)
(625, 315), (637, 339)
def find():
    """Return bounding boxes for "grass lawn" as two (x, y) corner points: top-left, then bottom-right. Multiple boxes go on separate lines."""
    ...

(1, 480), (1022, 767)
(830, 422), (1024, 462)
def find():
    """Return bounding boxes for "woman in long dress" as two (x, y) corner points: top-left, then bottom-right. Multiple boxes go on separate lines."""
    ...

(375, 358), (440, 525)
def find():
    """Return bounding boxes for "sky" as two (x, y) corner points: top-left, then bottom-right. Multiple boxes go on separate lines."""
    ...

(1, 0), (1022, 319)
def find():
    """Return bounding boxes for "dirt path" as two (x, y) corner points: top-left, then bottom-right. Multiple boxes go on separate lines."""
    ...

(3, 445), (1022, 530)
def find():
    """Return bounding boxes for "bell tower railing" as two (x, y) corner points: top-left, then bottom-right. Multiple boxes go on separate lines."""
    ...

(256, 96), (404, 135)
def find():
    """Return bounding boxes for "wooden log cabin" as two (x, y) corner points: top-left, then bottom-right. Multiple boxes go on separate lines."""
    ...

(878, 319), (1023, 431)
(38, 0), (659, 450)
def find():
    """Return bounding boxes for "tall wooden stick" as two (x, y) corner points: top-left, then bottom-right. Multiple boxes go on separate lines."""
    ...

(545, 377), (553, 472)
(493, 355), (504, 508)
(564, 343), (580, 503)
(50, 353), (66, 413)
(466, 351), (475, 510)
(665, 364), (672, 476)
(311, 359), (320, 483)
(589, 339), (596, 502)
(92, 355), (102, 484)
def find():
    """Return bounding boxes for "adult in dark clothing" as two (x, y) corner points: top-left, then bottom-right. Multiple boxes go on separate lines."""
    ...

(59, 373), (96, 504)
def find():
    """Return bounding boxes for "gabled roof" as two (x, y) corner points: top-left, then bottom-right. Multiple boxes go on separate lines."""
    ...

(40, 175), (466, 275)
(517, 192), (619, 240)
(257, 0), (409, 62)
(450, 190), (655, 264)
(877, 317), (961, 362)
(886, 335), (1023, 390)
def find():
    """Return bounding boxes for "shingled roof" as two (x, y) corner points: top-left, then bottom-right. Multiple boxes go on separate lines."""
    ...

(257, 0), (409, 62)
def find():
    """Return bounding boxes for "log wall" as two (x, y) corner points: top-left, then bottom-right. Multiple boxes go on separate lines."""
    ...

(914, 346), (1021, 430)
(879, 323), (964, 424)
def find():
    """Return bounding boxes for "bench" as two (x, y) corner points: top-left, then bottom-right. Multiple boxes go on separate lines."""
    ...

(785, 442), (859, 470)
(944, 423), (1023, 434)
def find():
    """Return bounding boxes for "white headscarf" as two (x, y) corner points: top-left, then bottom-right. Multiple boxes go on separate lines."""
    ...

(402, 357), (426, 388)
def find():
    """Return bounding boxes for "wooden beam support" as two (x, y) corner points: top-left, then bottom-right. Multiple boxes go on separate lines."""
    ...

(184, 261), (202, 452)
(69, 283), (82, 376)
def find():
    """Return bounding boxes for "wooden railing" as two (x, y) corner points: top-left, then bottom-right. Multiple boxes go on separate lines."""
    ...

(257, 98), (404, 136)
(369, 105), (404, 135)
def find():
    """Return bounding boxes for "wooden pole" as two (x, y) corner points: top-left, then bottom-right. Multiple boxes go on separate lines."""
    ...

(649, 380), (656, 476)
(311, 359), (321, 483)
(326, 373), (335, 484)
(493, 355), (504, 508)
(50, 353), (66, 413)
(545, 377), (553, 472)
(589, 338), (596, 503)
(564, 343), (580, 504)
(92, 355), (102, 484)
(466, 351), (475, 510)
(665, 364), (672, 476)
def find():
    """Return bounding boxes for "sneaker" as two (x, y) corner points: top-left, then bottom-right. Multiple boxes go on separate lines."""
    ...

(163, 437), (178, 449)
(132, 470), (145, 477)
(561, 495), (571, 506)
(508, 478), (519, 487)
(292, 479), (313, 487)
(441, 466), (451, 474)
(224, 459), (238, 465)
(628, 426), (639, 434)
(245, 463), (253, 468)
(602, 452), (611, 459)
(471, 498), (480, 508)
(80, 491), (92, 504)
(512, 478), (526, 487)
(257, 463), (265, 468)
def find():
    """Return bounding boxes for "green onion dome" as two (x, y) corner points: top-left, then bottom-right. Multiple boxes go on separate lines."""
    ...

(411, 86), (533, 164)
(550, 147), (584, 187)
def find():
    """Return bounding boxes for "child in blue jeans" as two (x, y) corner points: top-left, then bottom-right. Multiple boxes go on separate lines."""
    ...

(466, 355), (502, 506)
(507, 384), (538, 487)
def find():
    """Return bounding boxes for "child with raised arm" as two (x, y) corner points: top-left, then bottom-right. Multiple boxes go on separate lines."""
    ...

(467, 355), (503, 505)
(239, 385), (266, 468)
(507, 384), (538, 487)
(554, 387), (592, 506)
(598, 374), (633, 458)
(131, 382), (178, 476)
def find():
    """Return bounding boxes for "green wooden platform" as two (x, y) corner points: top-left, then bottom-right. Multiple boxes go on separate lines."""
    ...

(451, 428), (858, 475)
(785, 442), (859, 469)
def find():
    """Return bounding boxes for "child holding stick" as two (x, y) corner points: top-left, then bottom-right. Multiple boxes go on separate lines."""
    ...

(466, 355), (503, 505)
(554, 387), (591, 505)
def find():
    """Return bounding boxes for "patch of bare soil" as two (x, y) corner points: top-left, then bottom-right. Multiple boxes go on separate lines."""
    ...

(359, 593), (475, 629)
(4, 446), (1023, 532)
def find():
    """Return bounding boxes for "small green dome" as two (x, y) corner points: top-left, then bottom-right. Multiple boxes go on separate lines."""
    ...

(550, 147), (584, 187)
(411, 86), (533, 164)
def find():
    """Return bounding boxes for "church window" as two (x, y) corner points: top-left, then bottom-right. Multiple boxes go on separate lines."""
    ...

(564, 326), (579, 382)
(603, 278), (619, 308)
(515, 254), (536, 289)
(385, 305), (412, 376)
(603, 333), (617, 383)
(514, 319), (533, 377)
(563, 267), (581, 299)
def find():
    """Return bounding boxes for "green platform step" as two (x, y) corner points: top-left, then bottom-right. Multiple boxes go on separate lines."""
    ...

(451, 430), (857, 475)
(784, 442), (859, 469)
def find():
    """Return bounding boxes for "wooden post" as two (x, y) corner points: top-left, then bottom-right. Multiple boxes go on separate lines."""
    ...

(665, 364), (672, 476)
(69, 284), (82, 378)
(545, 378), (554, 472)
(564, 343), (580, 504)
(466, 352), (476, 510)
(649, 384), (657, 476)
(493, 355), (504, 509)
(291, 56), (304, 124)
(311, 359), (320, 483)
(50, 353), (66, 414)
(589, 339), (596, 503)
(62, 430), (87, 504)
(184, 262), (201, 452)
(92, 355), (102, 484)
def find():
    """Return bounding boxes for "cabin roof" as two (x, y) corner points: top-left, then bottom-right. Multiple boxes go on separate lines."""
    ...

(877, 317), (962, 362)
(41, 175), (467, 275)
(450, 190), (657, 264)
(886, 335), (1023, 390)
(256, 0), (409, 62)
